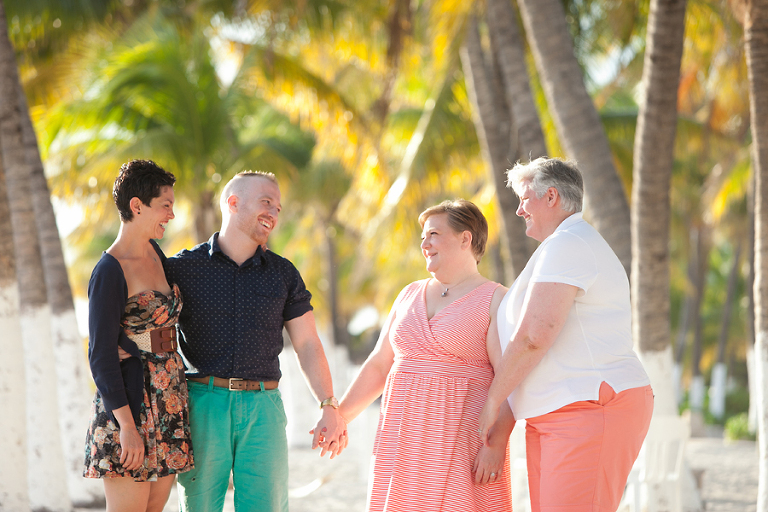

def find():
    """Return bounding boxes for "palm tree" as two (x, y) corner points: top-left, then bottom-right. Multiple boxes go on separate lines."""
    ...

(631, 0), (688, 413)
(0, 163), (29, 512)
(43, 12), (314, 245)
(742, 0), (768, 506)
(485, 0), (548, 162)
(516, 0), (632, 272)
(461, 15), (531, 277)
(19, 86), (101, 504)
(0, 2), (70, 509)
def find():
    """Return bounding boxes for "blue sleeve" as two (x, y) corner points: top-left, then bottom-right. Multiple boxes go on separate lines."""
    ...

(87, 255), (143, 421)
(281, 258), (313, 322)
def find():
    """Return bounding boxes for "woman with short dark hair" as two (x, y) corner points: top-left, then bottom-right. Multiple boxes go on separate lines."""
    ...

(83, 159), (194, 512)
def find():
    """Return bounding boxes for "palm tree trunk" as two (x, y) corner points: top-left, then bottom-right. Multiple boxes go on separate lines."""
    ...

(485, 0), (548, 161)
(462, 16), (531, 278)
(748, 172), (758, 432)
(0, 2), (71, 509)
(0, 161), (29, 511)
(744, 0), (768, 507)
(194, 189), (218, 244)
(689, 225), (710, 416)
(18, 86), (102, 504)
(709, 240), (742, 420)
(516, 0), (632, 272)
(630, 0), (688, 418)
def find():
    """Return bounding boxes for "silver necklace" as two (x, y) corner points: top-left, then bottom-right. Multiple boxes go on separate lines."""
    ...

(439, 272), (479, 297)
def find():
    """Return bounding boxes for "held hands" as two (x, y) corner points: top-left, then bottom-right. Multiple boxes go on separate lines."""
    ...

(477, 398), (502, 447)
(309, 407), (348, 459)
(473, 443), (506, 485)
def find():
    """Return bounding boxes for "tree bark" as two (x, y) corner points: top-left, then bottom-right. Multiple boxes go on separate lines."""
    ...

(0, 2), (71, 509)
(689, 225), (711, 413)
(18, 84), (101, 505)
(709, 240), (742, 420)
(485, 0), (548, 161)
(461, 16), (532, 278)
(517, 0), (632, 273)
(0, 158), (29, 512)
(631, 0), (687, 416)
(744, 0), (768, 507)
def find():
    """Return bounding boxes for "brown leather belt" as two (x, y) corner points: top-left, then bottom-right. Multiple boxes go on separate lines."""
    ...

(150, 327), (177, 353)
(187, 376), (279, 391)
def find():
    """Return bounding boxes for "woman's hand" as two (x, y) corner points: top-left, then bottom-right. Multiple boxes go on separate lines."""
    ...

(118, 426), (145, 471)
(473, 443), (506, 485)
(478, 397), (502, 446)
(112, 406), (144, 471)
(309, 407), (348, 459)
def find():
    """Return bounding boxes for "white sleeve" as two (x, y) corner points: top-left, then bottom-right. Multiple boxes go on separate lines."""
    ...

(530, 232), (598, 293)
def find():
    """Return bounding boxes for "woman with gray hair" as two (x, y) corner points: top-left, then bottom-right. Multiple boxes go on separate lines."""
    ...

(478, 157), (652, 512)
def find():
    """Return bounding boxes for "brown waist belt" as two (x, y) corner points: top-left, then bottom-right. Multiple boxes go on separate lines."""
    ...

(150, 326), (177, 353)
(187, 376), (279, 391)
(127, 326), (178, 353)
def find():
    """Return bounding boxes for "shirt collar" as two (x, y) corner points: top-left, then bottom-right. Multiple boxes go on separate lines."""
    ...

(208, 232), (268, 266)
(552, 211), (584, 235)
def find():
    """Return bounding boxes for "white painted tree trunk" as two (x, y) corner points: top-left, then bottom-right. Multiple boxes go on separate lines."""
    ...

(51, 310), (102, 505)
(638, 347), (703, 512)
(749, 343), (758, 433)
(708, 362), (727, 420)
(22, 305), (71, 511)
(689, 375), (705, 412)
(673, 362), (684, 407)
(0, 284), (29, 510)
(639, 346), (678, 416)
(756, 330), (768, 510)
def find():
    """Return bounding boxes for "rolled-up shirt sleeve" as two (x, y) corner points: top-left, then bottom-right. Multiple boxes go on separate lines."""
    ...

(281, 259), (313, 322)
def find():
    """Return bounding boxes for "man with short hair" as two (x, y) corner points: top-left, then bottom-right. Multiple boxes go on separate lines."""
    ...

(166, 171), (346, 512)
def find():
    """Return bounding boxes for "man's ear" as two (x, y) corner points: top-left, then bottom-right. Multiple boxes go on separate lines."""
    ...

(227, 194), (238, 213)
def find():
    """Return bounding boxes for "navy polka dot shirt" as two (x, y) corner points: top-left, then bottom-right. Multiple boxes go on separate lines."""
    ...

(165, 233), (313, 381)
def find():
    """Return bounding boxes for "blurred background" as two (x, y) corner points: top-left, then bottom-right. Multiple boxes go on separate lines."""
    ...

(0, 0), (760, 510)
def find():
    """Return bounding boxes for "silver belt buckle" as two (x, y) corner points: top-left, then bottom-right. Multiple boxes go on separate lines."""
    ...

(228, 378), (244, 391)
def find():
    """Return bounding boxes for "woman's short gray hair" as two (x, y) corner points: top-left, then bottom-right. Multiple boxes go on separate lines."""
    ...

(506, 157), (583, 213)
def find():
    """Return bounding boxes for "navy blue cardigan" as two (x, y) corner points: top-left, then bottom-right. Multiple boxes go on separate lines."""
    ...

(87, 240), (165, 425)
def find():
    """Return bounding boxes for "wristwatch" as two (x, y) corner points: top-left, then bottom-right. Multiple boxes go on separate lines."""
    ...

(319, 396), (339, 409)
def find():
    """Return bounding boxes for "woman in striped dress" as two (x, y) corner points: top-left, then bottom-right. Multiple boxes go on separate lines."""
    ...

(339, 199), (515, 512)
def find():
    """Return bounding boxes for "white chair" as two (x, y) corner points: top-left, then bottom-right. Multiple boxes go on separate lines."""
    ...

(644, 415), (688, 512)
(622, 414), (688, 512)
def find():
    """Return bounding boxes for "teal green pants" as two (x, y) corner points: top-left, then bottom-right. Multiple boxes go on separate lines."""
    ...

(178, 378), (288, 512)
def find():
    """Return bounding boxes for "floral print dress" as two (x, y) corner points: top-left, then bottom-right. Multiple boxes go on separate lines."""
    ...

(84, 284), (194, 481)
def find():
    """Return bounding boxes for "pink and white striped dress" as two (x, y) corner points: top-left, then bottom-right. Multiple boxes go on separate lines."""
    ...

(368, 279), (512, 512)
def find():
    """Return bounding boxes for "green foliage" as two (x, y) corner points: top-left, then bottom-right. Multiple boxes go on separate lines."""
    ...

(724, 413), (755, 442)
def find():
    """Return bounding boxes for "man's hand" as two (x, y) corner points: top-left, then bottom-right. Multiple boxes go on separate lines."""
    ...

(117, 346), (132, 361)
(309, 407), (348, 459)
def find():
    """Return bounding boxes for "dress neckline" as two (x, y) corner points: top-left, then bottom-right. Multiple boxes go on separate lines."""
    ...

(423, 279), (496, 322)
(126, 283), (178, 302)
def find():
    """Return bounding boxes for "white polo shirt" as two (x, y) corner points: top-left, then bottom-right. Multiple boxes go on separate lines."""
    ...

(498, 213), (650, 420)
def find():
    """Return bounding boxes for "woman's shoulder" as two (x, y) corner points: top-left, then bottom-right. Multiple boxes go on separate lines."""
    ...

(88, 252), (127, 298)
(91, 252), (124, 279)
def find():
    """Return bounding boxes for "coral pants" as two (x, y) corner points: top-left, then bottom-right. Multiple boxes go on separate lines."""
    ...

(525, 382), (654, 512)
